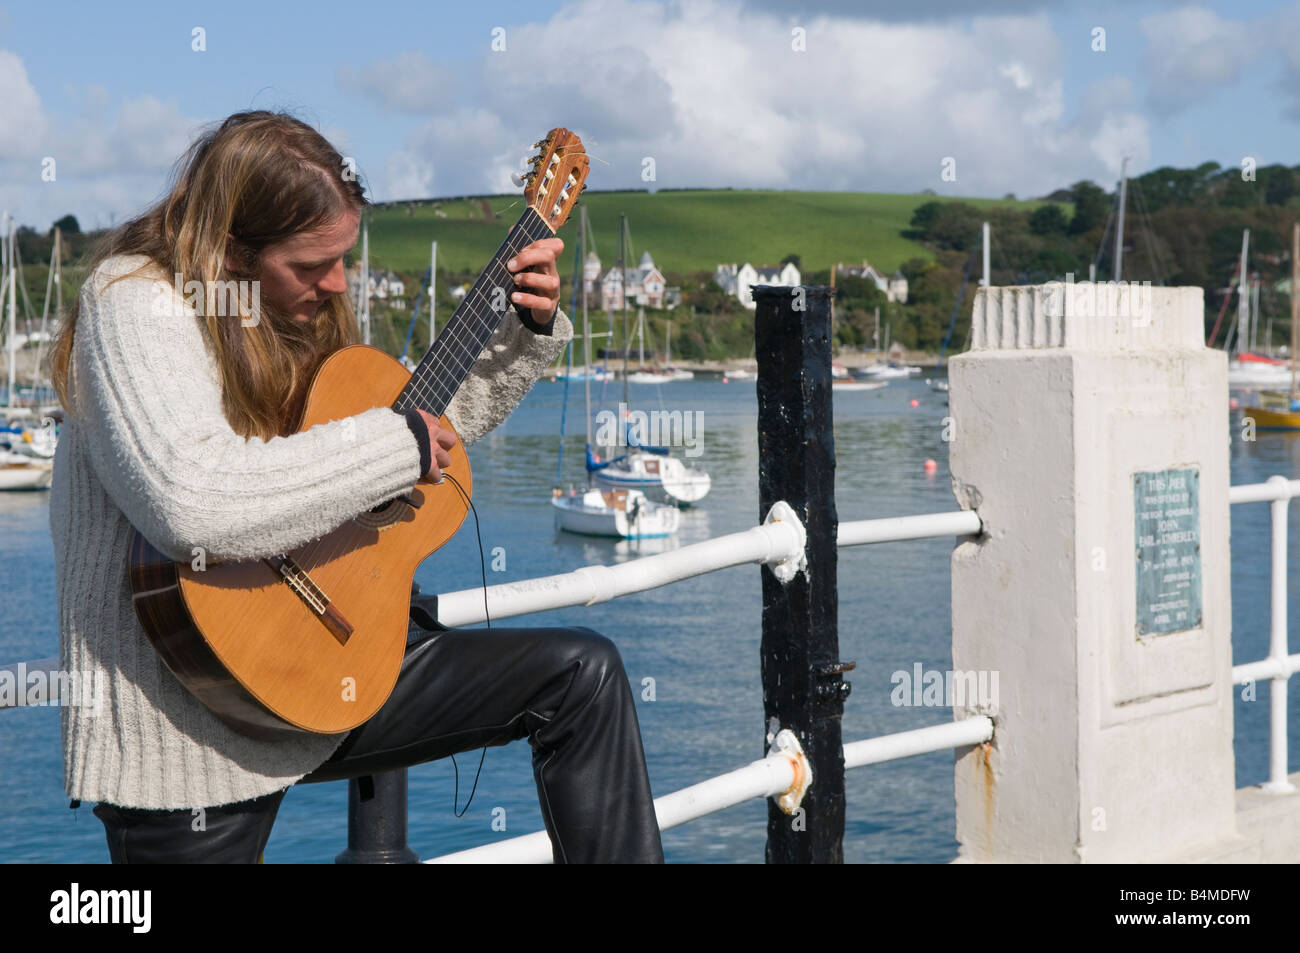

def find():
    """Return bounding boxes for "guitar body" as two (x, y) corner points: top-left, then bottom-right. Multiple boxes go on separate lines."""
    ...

(129, 345), (471, 738)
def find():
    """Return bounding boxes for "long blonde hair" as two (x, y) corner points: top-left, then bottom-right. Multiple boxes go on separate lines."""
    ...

(49, 110), (367, 440)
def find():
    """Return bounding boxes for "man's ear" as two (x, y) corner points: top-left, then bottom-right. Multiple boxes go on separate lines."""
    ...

(223, 234), (254, 277)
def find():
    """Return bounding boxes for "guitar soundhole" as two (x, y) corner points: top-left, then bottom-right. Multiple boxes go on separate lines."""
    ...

(355, 488), (425, 530)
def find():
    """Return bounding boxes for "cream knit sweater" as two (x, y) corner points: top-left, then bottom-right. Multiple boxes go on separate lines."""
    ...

(51, 253), (571, 809)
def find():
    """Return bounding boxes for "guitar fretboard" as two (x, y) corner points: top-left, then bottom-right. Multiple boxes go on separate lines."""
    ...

(393, 207), (555, 417)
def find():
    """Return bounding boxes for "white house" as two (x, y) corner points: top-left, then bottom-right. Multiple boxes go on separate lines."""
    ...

(347, 265), (407, 310)
(599, 250), (667, 310)
(839, 260), (908, 304)
(583, 251), (602, 296)
(714, 261), (801, 309)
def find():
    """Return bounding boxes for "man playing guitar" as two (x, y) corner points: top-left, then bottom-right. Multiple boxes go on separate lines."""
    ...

(49, 110), (663, 863)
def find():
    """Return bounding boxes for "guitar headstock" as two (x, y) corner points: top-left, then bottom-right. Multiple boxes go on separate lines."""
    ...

(522, 128), (589, 233)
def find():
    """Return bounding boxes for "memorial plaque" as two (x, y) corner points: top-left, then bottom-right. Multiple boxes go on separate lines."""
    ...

(1134, 467), (1202, 637)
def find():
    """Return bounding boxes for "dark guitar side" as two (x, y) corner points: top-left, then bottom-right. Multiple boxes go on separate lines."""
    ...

(129, 531), (308, 740)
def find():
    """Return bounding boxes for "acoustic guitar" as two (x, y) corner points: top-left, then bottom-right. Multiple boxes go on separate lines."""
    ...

(129, 128), (590, 739)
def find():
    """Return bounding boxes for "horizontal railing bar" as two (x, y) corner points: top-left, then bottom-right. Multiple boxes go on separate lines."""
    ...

(435, 513), (805, 628)
(438, 510), (982, 628)
(1229, 480), (1300, 504)
(1232, 654), (1300, 684)
(425, 716), (995, 864)
(843, 714), (994, 769)
(838, 510), (982, 546)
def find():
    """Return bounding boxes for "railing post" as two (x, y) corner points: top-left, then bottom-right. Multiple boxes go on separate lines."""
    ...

(334, 770), (420, 864)
(753, 283), (850, 863)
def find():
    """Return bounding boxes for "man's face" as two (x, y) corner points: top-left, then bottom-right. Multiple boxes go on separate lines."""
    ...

(246, 207), (361, 324)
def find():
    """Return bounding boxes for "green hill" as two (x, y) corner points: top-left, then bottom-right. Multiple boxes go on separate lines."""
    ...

(361, 188), (1064, 278)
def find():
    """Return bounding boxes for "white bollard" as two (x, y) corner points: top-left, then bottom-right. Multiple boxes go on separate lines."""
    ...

(948, 281), (1242, 863)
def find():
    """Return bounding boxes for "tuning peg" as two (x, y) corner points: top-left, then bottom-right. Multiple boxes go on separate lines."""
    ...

(511, 171), (527, 187)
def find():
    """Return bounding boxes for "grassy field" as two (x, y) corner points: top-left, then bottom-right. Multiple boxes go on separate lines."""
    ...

(361, 188), (1065, 279)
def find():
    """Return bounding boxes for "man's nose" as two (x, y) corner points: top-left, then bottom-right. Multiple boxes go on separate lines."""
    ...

(319, 259), (348, 296)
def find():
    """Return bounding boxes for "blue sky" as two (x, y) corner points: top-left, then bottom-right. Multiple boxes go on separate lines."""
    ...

(2, 0), (1299, 230)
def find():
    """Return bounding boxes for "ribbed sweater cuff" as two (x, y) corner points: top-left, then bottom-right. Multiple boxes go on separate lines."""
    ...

(516, 305), (555, 336)
(401, 410), (431, 477)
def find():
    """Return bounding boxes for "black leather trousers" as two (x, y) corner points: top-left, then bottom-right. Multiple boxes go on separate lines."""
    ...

(91, 592), (664, 864)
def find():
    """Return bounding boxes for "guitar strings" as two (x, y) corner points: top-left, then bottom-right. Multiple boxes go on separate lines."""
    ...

(297, 208), (554, 572)
(396, 209), (553, 416)
(403, 209), (553, 412)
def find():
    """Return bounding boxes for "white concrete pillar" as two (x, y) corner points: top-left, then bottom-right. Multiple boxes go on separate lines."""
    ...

(949, 281), (1241, 863)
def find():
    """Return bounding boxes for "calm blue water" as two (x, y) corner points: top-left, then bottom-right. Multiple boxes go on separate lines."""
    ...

(0, 376), (1295, 863)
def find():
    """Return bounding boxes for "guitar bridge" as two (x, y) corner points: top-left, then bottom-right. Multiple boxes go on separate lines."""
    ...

(263, 554), (354, 645)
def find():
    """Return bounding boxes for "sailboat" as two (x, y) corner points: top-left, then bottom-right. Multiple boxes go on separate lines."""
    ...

(1224, 227), (1292, 389)
(552, 207), (680, 538)
(1243, 223), (1300, 428)
(587, 214), (711, 506)
(664, 321), (693, 380)
(0, 215), (53, 490)
(624, 307), (674, 384)
(626, 315), (693, 383)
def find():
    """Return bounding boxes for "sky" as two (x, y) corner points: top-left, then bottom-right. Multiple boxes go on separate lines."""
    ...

(2, 0), (1299, 231)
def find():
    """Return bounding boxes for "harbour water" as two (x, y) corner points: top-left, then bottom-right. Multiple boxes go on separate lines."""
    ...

(0, 375), (1296, 863)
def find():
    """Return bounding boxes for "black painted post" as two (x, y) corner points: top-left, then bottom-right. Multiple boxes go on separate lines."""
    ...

(335, 771), (420, 864)
(753, 283), (851, 864)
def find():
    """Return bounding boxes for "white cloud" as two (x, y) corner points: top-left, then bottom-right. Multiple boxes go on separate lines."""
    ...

(0, 50), (48, 159)
(338, 51), (457, 113)
(0, 57), (200, 231)
(1139, 6), (1258, 114)
(349, 1), (1149, 202)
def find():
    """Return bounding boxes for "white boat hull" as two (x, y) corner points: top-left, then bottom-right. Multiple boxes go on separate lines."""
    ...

(0, 459), (52, 490)
(1228, 361), (1293, 388)
(862, 364), (922, 379)
(553, 488), (679, 538)
(832, 381), (887, 392)
(590, 451), (711, 505)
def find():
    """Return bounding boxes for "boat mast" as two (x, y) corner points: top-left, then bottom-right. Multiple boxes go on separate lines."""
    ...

(1251, 277), (1260, 353)
(1292, 222), (1299, 399)
(582, 205), (592, 447)
(429, 240), (437, 344)
(6, 220), (16, 412)
(620, 213), (628, 407)
(35, 226), (58, 390)
(1237, 229), (1250, 357)
(982, 220), (990, 287)
(359, 214), (371, 345)
(1114, 156), (1129, 282)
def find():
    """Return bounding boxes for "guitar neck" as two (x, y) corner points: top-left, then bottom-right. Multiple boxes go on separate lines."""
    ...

(393, 206), (555, 417)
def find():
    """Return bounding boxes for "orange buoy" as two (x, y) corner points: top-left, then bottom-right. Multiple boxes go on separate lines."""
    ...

(910, 399), (919, 407)
(924, 459), (938, 473)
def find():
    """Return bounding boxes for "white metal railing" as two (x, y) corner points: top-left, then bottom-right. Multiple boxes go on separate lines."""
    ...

(0, 505), (983, 710)
(1229, 476), (1300, 793)
(7, 482), (1297, 848)
(437, 507), (981, 627)
(427, 716), (995, 864)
